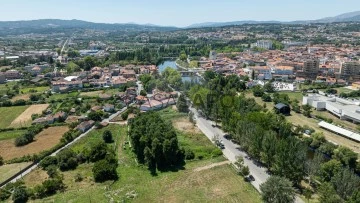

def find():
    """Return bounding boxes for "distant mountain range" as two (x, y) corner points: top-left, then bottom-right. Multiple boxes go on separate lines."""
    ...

(0, 11), (359, 33)
(187, 11), (360, 28)
(0, 19), (177, 33)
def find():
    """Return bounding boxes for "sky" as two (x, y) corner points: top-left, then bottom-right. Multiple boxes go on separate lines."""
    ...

(0, 0), (359, 27)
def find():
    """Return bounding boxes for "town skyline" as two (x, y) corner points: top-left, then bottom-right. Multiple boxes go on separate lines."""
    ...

(0, 0), (360, 27)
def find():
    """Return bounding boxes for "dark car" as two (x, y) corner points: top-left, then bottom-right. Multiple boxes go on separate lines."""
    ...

(249, 175), (255, 181)
(223, 134), (231, 140)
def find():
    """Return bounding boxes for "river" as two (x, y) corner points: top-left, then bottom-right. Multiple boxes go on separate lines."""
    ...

(158, 60), (200, 83)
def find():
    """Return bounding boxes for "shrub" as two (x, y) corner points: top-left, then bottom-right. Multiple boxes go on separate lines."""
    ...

(102, 130), (113, 143)
(12, 187), (28, 203)
(41, 178), (65, 196)
(211, 148), (223, 157)
(0, 155), (3, 166)
(92, 159), (118, 182)
(45, 165), (58, 178)
(89, 142), (108, 162)
(184, 148), (195, 160)
(0, 188), (11, 201)
(121, 111), (129, 120)
(39, 156), (58, 169)
(57, 149), (78, 171)
(74, 173), (83, 182)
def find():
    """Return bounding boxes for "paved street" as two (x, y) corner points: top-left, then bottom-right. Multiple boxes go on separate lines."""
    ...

(189, 106), (304, 203)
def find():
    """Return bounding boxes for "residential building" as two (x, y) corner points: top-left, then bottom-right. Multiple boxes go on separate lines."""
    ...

(249, 66), (272, 80)
(297, 59), (319, 80)
(103, 104), (115, 112)
(340, 62), (360, 81)
(274, 66), (294, 75)
(51, 80), (83, 92)
(251, 40), (273, 50)
(5, 69), (21, 80)
(76, 120), (95, 133)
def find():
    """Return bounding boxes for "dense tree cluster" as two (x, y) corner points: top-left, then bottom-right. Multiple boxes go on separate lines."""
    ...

(129, 112), (184, 172)
(188, 70), (360, 201)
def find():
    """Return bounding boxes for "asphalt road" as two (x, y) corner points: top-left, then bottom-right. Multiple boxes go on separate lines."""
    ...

(189, 106), (304, 203)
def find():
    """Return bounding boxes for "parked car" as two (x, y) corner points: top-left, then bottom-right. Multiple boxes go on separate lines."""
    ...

(249, 175), (255, 181)
(223, 134), (231, 140)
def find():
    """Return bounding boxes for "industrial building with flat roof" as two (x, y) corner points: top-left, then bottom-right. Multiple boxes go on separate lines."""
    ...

(303, 94), (360, 123)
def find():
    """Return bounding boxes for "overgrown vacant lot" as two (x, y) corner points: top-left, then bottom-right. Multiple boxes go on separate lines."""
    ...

(22, 109), (261, 202)
(0, 162), (32, 183)
(0, 106), (29, 128)
(0, 126), (68, 160)
(10, 93), (31, 102)
(25, 123), (260, 203)
(9, 104), (49, 128)
(79, 90), (103, 97)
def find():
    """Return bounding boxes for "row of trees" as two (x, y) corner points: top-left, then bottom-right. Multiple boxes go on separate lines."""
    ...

(189, 71), (360, 202)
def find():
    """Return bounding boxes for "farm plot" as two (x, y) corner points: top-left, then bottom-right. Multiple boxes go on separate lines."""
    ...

(0, 106), (29, 128)
(9, 104), (49, 128)
(0, 126), (68, 160)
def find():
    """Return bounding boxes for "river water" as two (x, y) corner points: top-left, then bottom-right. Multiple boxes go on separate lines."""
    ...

(158, 60), (200, 83)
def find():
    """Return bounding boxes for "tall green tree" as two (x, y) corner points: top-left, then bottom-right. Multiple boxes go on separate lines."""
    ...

(260, 176), (296, 203)
(319, 159), (342, 182)
(176, 94), (188, 113)
(318, 182), (342, 203)
(331, 168), (360, 200)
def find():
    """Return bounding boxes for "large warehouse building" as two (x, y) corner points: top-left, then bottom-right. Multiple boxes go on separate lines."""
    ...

(303, 94), (360, 123)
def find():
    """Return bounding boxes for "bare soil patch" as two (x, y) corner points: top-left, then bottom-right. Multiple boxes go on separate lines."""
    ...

(23, 168), (49, 187)
(0, 126), (68, 160)
(172, 117), (201, 134)
(10, 104), (49, 127)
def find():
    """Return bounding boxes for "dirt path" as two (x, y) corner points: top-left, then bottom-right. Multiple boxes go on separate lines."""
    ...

(193, 161), (230, 172)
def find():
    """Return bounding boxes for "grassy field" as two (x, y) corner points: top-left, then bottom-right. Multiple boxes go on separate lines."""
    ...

(0, 82), (17, 95)
(286, 92), (304, 101)
(22, 109), (261, 203)
(0, 126), (68, 160)
(71, 124), (122, 153)
(0, 162), (32, 183)
(0, 106), (29, 128)
(20, 86), (49, 94)
(48, 92), (80, 101)
(0, 129), (27, 141)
